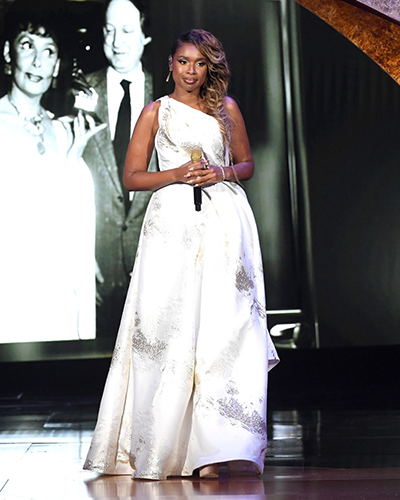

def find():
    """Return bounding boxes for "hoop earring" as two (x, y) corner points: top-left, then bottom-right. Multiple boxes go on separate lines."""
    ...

(165, 69), (172, 83)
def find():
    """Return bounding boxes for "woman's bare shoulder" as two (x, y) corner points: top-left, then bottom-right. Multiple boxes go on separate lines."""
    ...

(136, 100), (162, 134)
(223, 96), (241, 116)
(141, 100), (162, 118)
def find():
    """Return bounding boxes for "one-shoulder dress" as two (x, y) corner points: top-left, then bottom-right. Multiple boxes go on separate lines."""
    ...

(84, 95), (279, 480)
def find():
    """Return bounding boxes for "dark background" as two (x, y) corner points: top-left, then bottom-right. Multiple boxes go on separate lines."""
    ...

(298, 4), (400, 347)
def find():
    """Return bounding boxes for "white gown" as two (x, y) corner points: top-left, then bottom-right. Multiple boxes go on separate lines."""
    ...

(0, 111), (96, 343)
(84, 96), (279, 479)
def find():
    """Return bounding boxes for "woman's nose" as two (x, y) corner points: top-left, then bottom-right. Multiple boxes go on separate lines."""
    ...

(32, 51), (41, 68)
(187, 64), (196, 74)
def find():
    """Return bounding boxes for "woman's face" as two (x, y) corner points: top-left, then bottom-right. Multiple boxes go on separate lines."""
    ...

(5, 28), (60, 98)
(171, 43), (208, 94)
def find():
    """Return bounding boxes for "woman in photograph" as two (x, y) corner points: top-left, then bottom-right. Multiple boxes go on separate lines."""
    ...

(0, 1), (105, 343)
(84, 28), (279, 480)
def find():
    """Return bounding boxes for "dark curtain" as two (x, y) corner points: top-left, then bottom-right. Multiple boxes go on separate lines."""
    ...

(296, 3), (400, 347)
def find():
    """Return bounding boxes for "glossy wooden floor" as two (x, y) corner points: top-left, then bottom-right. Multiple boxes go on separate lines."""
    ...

(1, 347), (400, 499)
(1, 399), (400, 498)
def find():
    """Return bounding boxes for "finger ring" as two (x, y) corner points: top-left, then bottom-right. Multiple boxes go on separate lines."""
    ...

(203, 161), (210, 170)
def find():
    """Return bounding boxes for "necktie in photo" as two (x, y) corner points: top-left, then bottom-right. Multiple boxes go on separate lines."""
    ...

(113, 79), (131, 213)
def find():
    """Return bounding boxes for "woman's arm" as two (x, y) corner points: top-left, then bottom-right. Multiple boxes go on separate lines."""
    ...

(223, 96), (254, 181)
(123, 101), (194, 191)
(186, 96), (254, 187)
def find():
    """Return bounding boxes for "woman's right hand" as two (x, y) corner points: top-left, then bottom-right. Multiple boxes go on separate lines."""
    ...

(60, 111), (107, 161)
(180, 159), (212, 183)
(176, 160), (194, 183)
(183, 159), (222, 186)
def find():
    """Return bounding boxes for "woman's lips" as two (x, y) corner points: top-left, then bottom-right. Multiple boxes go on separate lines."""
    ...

(27, 73), (43, 83)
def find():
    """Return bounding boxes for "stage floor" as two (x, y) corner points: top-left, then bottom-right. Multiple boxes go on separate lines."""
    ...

(1, 395), (400, 499)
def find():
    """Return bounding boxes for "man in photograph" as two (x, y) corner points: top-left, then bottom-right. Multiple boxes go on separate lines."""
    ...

(83, 0), (156, 339)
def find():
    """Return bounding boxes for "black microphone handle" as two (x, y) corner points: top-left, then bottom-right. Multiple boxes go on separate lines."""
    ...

(194, 186), (202, 212)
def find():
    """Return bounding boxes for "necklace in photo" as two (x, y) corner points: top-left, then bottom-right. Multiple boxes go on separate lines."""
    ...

(8, 95), (46, 155)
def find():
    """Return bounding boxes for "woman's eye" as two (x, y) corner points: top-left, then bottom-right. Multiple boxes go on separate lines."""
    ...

(178, 60), (187, 65)
(43, 48), (56, 57)
(197, 62), (206, 67)
(20, 41), (32, 50)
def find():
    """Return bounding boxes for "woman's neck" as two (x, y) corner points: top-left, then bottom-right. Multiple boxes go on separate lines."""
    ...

(8, 87), (43, 119)
(169, 89), (204, 111)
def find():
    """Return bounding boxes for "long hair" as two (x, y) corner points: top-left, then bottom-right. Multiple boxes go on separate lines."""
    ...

(171, 29), (232, 161)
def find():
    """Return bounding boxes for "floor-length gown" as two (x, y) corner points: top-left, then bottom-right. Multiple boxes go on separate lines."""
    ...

(84, 96), (279, 479)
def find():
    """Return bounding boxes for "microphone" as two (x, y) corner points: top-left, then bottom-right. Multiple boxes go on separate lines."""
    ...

(190, 148), (202, 211)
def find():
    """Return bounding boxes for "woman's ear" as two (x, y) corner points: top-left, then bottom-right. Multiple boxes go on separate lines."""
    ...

(168, 56), (172, 68)
(3, 41), (11, 64)
(53, 58), (60, 78)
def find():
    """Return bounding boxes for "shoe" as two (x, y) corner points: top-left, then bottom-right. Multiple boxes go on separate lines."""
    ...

(199, 464), (220, 478)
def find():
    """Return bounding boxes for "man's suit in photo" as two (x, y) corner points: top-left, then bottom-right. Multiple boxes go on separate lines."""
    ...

(83, 67), (157, 339)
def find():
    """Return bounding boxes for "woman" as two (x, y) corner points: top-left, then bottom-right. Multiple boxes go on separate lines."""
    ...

(0, 2), (105, 343)
(84, 29), (279, 480)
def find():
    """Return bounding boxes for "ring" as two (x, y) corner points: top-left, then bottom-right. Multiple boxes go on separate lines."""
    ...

(203, 161), (210, 170)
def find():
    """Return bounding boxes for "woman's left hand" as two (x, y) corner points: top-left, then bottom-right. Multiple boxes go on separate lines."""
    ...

(185, 160), (225, 187)
(61, 111), (107, 161)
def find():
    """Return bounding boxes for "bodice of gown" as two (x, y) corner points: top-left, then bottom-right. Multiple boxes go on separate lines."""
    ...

(155, 96), (228, 171)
